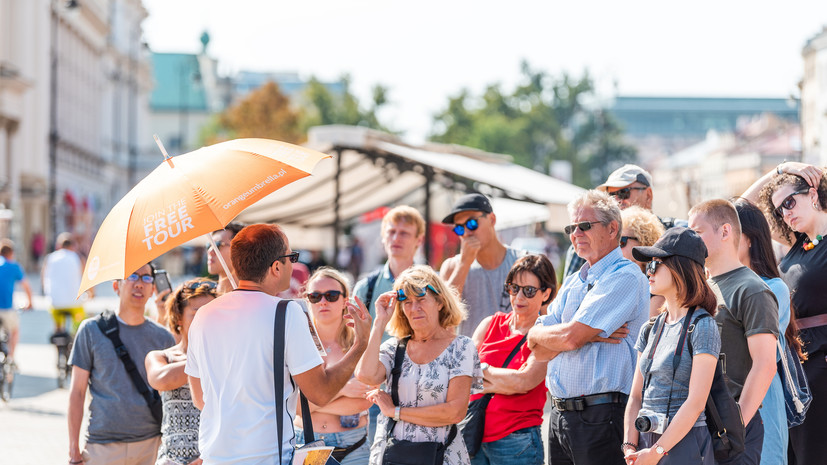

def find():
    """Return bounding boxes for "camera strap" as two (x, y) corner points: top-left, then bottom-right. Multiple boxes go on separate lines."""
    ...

(643, 306), (697, 419)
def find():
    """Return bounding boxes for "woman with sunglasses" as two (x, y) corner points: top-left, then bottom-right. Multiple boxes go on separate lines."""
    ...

(356, 265), (482, 465)
(743, 162), (826, 464)
(621, 207), (667, 318)
(145, 278), (218, 465)
(466, 254), (557, 465)
(622, 228), (720, 465)
(294, 267), (373, 464)
(733, 198), (807, 465)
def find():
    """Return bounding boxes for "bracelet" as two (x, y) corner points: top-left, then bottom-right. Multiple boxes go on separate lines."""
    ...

(621, 442), (638, 452)
(777, 160), (787, 175)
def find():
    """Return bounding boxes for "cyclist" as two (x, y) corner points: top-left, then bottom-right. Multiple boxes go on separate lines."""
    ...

(42, 232), (87, 335)
(0, 239), (32, 362)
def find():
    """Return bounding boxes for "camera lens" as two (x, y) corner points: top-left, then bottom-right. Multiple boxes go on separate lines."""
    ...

(635, 416), (652, 432)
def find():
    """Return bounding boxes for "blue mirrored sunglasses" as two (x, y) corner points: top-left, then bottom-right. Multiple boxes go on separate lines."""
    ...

(127, 273), (154, 284)
(396, 284), (440, 301)
(453, 218), (480, 236)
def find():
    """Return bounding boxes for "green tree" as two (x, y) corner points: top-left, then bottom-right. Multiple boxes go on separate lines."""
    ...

(431, 61), (637, 187)
(300, 75), (392, 133)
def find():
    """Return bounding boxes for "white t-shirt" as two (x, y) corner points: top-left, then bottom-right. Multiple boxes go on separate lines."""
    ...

(185, 290), (323, 465)
(43, 249), (83, 308)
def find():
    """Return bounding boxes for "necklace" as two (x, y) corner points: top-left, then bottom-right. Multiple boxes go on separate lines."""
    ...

(804, 234), (824, 251)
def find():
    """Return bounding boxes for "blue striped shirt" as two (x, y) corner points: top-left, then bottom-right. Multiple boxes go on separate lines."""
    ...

(538, 247), (649, 398)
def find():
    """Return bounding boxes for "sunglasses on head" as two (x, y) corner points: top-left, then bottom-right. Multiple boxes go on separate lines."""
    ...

(453, 217), (481, 236)
(126, 273), (154, 284)
(396, 284), (440, 301)
(646, 260), (664, 275)
(564, 221), (601, 235)
(307, 290), (343, 304)
(183, 280), (217, 291)
(504, 283), (545, 299)
(773, 189), (810, 219)
(609, 186), (648, 200)
(620, 236), (639, 248)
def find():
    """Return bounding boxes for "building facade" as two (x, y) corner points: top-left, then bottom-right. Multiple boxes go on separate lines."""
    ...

(801, 26), (827, 166)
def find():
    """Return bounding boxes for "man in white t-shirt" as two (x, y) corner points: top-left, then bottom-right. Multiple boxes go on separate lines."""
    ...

(42, 232), (85, 332)
(186, 223), (371, 465)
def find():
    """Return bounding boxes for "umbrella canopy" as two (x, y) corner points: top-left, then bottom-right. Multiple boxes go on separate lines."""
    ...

(79, 138), (330, 295)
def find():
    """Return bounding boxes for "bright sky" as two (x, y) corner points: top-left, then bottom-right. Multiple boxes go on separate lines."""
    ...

(143, 0), (827, 142)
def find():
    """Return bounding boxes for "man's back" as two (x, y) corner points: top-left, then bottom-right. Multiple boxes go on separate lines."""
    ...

(45, 248), (82, 308)
(186, 291), (323, 465)
(708, 266), (779, 399)
(0, 257), (23, 309)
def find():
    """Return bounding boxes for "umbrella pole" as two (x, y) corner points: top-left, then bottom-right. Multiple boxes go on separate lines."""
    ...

(206, 233), (237, 289)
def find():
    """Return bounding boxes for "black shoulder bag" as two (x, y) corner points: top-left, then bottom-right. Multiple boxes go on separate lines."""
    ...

(382, 337), (458, 465)
(459, 335), (527, 458)
(95, 310), (163, 425)
(273, 300), (341, 465)
(364, 268), (382, 314)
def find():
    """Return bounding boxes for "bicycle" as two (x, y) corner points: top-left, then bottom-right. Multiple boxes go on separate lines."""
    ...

(50, 308), (78, 389)
(0, 320), (14, 401)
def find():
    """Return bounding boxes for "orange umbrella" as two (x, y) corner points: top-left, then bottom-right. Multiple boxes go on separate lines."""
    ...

(78, 138), (330, 296)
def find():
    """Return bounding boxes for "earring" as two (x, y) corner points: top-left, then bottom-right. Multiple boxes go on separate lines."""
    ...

(176, 325), (182, 331)
(813, 201), (820, 211)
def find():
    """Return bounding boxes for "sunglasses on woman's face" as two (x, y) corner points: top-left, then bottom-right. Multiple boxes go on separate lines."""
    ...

(564, 221), (600, 235)
(306, 290), (343, 303)
(608, 186), (648, 200)
(773, 189), (810, 219)
(620, 236), (639, 248)
(646, 260), (664, 276)
(396, 284), (440, 301)
(504, 283), (544, 299)
(453, 217), (481, 236)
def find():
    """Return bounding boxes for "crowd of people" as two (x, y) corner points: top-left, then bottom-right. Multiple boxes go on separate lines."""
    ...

(51, 161), (827, 465)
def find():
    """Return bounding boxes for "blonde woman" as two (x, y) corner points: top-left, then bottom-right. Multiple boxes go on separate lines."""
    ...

(294, 267), (373, 464)
(356, 265), (483, 465)
(620, 206), (666, 272)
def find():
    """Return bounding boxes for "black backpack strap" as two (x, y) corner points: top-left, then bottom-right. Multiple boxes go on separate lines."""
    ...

(686, 312), (712, 357)
(364, 268), (382, 314)
(300, 393), (316, 444)
(95, 310), (161, 421)
(274, 300), (289, 463)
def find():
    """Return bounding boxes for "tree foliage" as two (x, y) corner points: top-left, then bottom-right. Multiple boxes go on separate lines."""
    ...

(214, 81), (304, 144)
(431, 61), (637, 187)
(300, 74), (392, 133)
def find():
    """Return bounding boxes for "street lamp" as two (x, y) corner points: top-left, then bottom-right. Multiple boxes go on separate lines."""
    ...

(48, 0), (79, 247)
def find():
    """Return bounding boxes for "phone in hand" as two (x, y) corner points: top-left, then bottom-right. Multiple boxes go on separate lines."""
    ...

(154, 269), (172, 300)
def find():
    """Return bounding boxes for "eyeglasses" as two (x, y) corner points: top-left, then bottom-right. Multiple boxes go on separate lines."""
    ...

(126, 273), (154, 284)
(564, 221), (601, 235)
(396, 284), (440, 301)
(504, 283), (545, 299)
(608, 186), (648, 200)
(646, 260), (664, 276)
(306, 290), (343, 303)
(183, 280), (217, 292)
(276, 252), (300, 263)
(620, 236), (639, 248)
(773, 190), (810, 219)
(453, 217), (481, 236)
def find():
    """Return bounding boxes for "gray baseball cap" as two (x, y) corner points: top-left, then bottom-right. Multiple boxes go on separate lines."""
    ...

(598, 164), (653, 190)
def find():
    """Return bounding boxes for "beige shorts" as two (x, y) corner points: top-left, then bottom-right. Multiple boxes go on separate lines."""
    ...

(0, 310), (19, 332)
(81, 435), (161, 465)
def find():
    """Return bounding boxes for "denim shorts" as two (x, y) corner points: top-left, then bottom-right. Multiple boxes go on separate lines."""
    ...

(470, 426), (544, 465)
(295, 425), (370, 465)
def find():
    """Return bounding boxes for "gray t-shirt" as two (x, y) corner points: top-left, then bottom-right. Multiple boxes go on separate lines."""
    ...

(636, 309), (721, 424)
(708, 266), (779, 400)
(70, 314), (175, 444)
(454, 247), (522, 337)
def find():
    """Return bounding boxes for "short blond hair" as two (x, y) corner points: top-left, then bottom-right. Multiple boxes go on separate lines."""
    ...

(381, 205), (425, 238)
(387, 265), (466, 338)
(621, 206), (665, 247)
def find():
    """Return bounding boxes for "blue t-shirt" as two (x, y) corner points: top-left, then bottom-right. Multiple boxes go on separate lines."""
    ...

(0, 257), (24, 310)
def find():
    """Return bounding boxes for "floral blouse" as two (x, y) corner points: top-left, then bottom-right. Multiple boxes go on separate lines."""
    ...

(369, 335), (483, 465)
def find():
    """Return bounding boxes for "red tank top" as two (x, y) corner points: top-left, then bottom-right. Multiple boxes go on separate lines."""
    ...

(471, 311), (547, 442)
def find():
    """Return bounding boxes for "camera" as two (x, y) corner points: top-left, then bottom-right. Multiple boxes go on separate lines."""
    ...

(635, 408), (668, 434)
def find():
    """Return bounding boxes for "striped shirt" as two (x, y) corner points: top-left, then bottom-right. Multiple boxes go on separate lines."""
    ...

(538, 247), (649, 398)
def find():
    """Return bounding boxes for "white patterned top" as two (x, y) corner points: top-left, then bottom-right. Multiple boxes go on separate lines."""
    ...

(156, 384), (200, 465)
(369, 335), (483, 465)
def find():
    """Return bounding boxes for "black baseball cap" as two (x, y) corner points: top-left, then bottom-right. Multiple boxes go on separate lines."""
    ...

(442, 193), (494, 224)
(632, 227), (707, 266)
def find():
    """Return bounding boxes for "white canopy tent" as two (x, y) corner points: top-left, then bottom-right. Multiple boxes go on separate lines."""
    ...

(237, 126), (584, 255)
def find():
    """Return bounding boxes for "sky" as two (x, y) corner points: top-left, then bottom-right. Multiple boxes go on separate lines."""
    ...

(142, 0), (827, 142)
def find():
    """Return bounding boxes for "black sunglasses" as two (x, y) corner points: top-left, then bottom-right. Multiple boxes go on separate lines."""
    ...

(397, 284), (440, 301)
(307, 290), (343, 303)
(773, 189), (810, 219)
(646, 260), (664, 275)
(453, 217), (481, 236)
(276, 252), (300, 263)
(564, 221), (601, 235)
(184, 280), (217, 291)
(504, 283), (545, 299)
(608, 186), (648, 200)
(620, 236), (639, 248)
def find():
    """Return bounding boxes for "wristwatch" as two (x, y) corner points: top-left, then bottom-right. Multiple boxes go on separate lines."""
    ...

(653, 443), (667, 456)
(393, 406), (401, 421)
(480, 363), (490, 371)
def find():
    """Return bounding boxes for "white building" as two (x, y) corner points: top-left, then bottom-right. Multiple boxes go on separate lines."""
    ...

(802, 26), (827, 166)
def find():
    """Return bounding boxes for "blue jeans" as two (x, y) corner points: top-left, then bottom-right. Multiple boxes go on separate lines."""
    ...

(367, 403), (381, 445)
(470, 426), (544, 465)
(295, 426), (370, 465)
